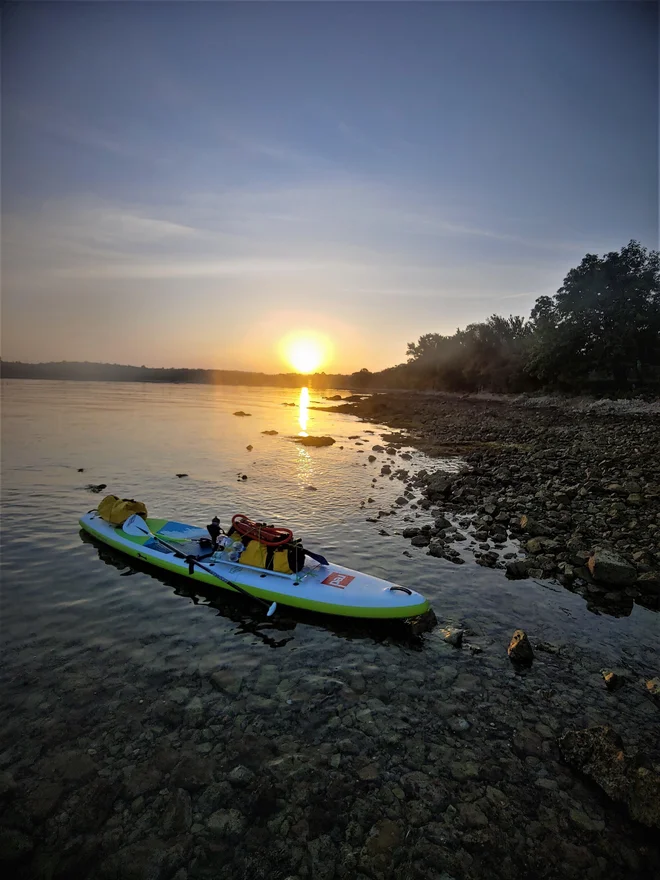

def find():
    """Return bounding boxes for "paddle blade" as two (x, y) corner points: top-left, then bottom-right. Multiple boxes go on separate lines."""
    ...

(267, 602), (277, 617)
(304, 548), (329, 566)
(122, 514), (150, 536)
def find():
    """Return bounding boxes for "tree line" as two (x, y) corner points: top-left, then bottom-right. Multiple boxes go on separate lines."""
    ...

(350, 240), (660, 394)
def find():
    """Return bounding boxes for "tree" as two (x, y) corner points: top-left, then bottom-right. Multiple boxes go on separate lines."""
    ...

(527, 240), (660, 388)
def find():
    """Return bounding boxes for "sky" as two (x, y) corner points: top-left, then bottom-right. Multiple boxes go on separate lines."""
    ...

(2, 0), (658, 374)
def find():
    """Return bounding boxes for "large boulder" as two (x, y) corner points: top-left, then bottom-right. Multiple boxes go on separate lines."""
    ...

(559, 725), (660, 830)
(587, 550), (637, 587)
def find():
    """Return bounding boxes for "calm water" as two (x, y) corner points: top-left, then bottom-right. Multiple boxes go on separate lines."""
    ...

(2, 380), (657, 665)
(1, 380), (659, 879)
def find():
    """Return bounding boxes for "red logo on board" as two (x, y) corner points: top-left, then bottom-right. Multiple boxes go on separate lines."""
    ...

(321, 572), (355, 589)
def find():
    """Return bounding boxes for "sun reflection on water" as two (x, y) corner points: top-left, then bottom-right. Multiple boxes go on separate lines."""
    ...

(298, 386), (309, 436)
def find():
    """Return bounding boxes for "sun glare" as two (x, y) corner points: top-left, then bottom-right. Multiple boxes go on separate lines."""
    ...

(279, 332), (331, 374)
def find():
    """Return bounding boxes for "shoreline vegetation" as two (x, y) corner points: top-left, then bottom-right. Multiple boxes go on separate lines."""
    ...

(3, 240), (659, 398)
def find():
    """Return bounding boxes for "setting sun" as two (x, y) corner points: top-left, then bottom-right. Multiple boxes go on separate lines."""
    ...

(278, 332), (332, 374)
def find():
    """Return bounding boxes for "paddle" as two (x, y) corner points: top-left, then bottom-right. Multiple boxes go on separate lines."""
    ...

(123, 515), (277, 617)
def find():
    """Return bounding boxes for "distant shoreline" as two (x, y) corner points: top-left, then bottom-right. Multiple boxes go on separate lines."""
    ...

(0, 360), (355, 391)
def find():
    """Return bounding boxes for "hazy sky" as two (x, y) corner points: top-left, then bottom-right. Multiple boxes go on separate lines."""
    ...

(2, 1), (657, 373)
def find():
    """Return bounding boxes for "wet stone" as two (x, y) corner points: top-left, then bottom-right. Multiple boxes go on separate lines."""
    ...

(207, 808), (247, 839)
(507, 629), (534, 665)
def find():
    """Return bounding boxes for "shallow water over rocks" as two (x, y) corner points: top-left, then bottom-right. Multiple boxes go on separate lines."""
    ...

(1, 381), (659, 879)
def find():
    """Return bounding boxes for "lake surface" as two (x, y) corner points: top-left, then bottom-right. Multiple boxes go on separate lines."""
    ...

(1, 380), (658, 880)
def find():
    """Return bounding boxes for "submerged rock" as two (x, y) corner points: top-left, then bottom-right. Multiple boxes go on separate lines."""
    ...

(86, 483), (107, 494)
(507, 629), (534, 665)
(261, 429), (279, 435)
(601, 668), (632, 691)
(233, 411), (251, 416)
(559, 725), (660, 829)
(175, 473), (188, 478)
(646, 678), (660, 705)
(294, 435), (336, 447)
(442, 627), (464, 648)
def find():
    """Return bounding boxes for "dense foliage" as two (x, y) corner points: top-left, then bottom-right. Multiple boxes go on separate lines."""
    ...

(366, 240), (660, 394)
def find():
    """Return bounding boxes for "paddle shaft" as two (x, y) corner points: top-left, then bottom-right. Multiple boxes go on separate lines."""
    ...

(139, 524), (276, 614)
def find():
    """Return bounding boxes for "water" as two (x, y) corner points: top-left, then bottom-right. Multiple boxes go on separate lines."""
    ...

(1, 380), (658, 879)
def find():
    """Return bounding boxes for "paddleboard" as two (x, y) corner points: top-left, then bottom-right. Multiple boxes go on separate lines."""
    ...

(79, 511), (431, 620)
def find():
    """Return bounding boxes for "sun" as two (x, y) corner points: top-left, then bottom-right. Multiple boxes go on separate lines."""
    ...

(279, 332), (331, 374)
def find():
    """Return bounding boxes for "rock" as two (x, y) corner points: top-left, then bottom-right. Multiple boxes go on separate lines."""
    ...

(171, 751), (214, 791)
(123, 764), (162, 799)
(196, 781), (233, 817)
(507, 629), (534, 665)
(368, 455), (376, 462)
(427, 538), (446, 558)
(646, 678), (660, 704)
(77, 467), (85, 472)
(246, 445), (253, 451)
(210, 668), (243, 695)
(601, 668), (632, 691)
(372, 445), (385, 452)
(261, 429), (278, 435)
(402, 527), (421, 539)
(68, 779), (121, 833)
(227, 765), (255, 787)
(505, 560), (530, 580)
(442, 627), (464, 648)
(86, 483), (107, 494)
(175, 473), (188, 478)
(587, 550), (637, 587)
(184, 696), (204, 727)
(637, 571), (660, 593)
(394, 496), (408, 506)
(559, 725), (660, 829)
(386, 446), (397, 455)
(365, 818), (403, 854)
(162, 788), (192, 835)
(305, 485), (318, 491)
(525, 536), (560, 554)
(0, 771), (17, 802)
(207, 808), (247, 839)
(357, 764), (380, 781)
(569, 809), (605, 832)
(519, 515), (551, 537)
(98, 837), (187, 880)
(513, 728), (544, 757)
(0, 828), (34, 862)
(233, 411), (251, 416)
(294, 435), (335, 447)
(51, 750), (98, 782)
(410, 534), (430, 547)
(381, 465), (391, 475)
(458, 802), (488, 828)
(424, 473), (455, 502)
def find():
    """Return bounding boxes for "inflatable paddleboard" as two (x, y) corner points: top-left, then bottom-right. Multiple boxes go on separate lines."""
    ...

(79, 511), (431, 620)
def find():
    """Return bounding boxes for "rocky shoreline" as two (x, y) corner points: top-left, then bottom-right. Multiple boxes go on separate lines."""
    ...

(2, 391), (660, 880)
(332, 392), (660, 616)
